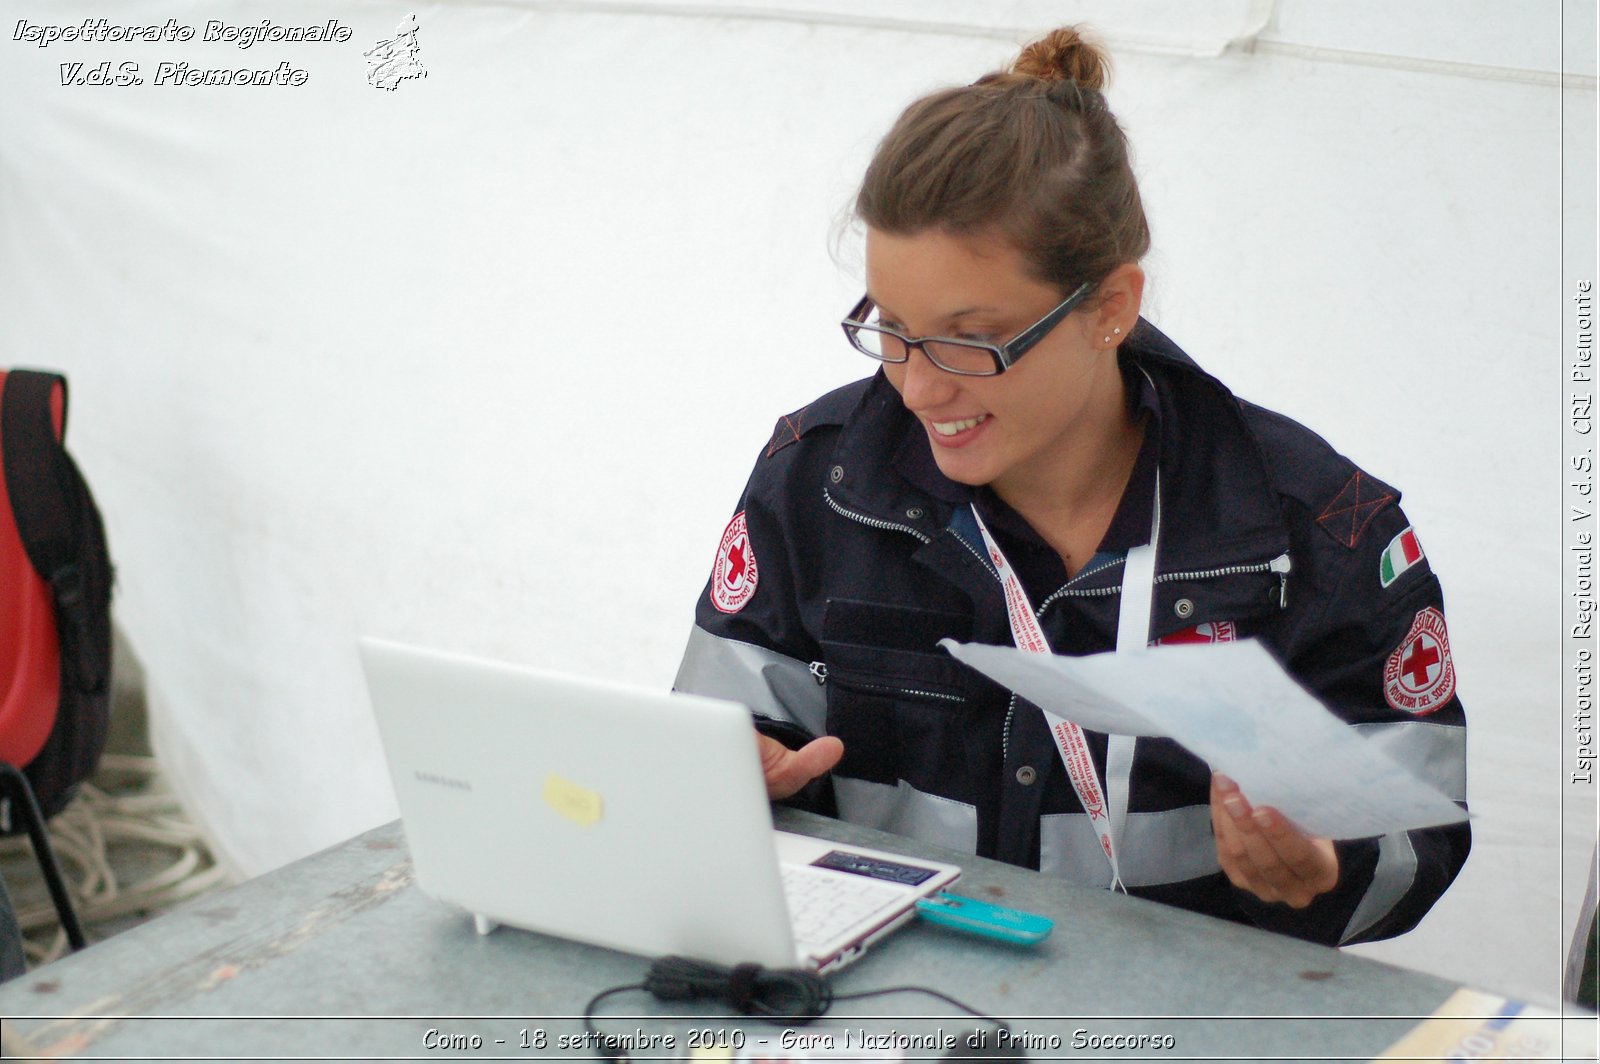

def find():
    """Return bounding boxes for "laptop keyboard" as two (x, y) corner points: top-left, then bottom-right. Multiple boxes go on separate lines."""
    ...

(782, 863), (908, 952)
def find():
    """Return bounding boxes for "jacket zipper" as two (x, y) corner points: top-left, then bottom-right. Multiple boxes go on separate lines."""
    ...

(951, 528), (999, 580)
(1033, 556), (1130, 608)
(806, 661), (962, 704)
(1036, 551), (1292, 613)
(1159, 552), (1292, 608)
(847, 680), (965, 703)
(822, 490), (932, 543)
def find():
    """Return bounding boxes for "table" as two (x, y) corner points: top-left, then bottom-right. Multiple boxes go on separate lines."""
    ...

(0, 808), (1489, 1061)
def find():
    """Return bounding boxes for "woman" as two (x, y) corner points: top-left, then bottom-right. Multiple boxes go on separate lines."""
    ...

(675, 26), (1468, 945)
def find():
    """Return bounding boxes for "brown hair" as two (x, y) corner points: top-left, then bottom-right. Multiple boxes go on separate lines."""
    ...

(855, 26), (1149, 296)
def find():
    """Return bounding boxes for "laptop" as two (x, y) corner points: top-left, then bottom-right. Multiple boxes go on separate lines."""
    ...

(358, 637), (961, 973)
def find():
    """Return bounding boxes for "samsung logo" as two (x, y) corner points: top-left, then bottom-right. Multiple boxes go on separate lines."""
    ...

(414, 770), (472, 792)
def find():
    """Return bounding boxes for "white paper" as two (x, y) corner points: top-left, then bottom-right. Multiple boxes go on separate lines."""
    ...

(939, 638), (1468, 840)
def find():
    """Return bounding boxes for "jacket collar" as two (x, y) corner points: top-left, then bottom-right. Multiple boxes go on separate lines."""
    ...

(824, 317), (1291, 579)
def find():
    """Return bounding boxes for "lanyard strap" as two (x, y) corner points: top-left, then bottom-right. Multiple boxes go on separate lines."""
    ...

(1105, 476), (1160, 890)
(970, 472), (1160, 893)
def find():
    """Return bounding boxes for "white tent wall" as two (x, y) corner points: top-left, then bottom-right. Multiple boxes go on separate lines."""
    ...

(0, 0), (1592, 1006)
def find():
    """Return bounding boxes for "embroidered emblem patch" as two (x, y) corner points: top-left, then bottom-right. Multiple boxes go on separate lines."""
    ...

(710, 511), (758, 614)
(1317, 471), (1396, 549)
(1156, 621), (1237, 646)
(1379, 527), (1426, 588)
(1383, 607), (1455, 715)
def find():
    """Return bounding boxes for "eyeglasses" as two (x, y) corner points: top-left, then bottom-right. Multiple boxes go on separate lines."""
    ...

(840, 281), (1094, 377)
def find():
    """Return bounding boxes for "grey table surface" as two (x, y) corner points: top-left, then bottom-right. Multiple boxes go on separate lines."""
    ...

(0, 808), (1472, 1062)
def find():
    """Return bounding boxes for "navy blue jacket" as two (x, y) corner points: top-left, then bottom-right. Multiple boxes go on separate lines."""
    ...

(676, 318), (1469, 945)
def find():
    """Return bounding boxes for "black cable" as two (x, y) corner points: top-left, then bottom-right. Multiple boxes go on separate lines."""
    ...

(581, 981), (648, 1063)
(643, 956), (833, 1022)
(832, 984), (1006, 1030)
(581, 957), (1011, 1063)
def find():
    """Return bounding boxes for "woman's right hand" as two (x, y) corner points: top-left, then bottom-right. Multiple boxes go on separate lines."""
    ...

(758, 732), (844, 800)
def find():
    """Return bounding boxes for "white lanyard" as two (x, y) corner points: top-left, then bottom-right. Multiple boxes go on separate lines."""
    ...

(970, 472), (1161, 893)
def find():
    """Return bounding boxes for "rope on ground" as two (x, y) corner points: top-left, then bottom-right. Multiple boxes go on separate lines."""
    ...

(0, 754), (229, 966)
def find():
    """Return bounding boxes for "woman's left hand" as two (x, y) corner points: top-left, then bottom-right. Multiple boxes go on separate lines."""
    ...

(1210, 772), (1339, 908)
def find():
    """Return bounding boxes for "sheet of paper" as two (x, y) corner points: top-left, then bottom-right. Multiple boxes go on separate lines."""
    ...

(1370, 988), (1564, 1061)
(940, 638), (1467, 840)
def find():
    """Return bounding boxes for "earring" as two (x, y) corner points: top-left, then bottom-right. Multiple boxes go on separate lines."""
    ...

(1113, 327), (1121, 335)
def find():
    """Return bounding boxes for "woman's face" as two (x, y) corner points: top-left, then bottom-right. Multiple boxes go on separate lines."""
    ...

(865, 227), (1134, 503)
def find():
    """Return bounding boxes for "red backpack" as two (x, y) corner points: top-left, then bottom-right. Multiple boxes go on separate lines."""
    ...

(0, 369), (114, 950)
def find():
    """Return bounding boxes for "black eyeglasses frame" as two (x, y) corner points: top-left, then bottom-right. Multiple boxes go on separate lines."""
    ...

(840, 281), (1095, 376)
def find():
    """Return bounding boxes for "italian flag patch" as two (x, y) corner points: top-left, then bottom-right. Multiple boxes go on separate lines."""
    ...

(1379, 527), (1424, 588)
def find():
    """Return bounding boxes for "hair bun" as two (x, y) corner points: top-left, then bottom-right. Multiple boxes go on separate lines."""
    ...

(1011, 26), (1110, 92)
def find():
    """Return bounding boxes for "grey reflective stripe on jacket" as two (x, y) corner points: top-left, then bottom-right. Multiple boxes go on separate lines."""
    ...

(1342, 831), (1420, 944)
(675, 625), (826, 737)
(1041, 803), (1217, 887)
(1337, 719), (1467, 943)
(1353, 719), (1467, 801)
(833, 777), (979, 854)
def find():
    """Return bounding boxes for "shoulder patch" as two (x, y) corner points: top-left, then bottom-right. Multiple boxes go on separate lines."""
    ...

(1383, 607), (1455, 714)
(710, 511), (758, 613)
(1316, 470), (1397, 549)
(1379, 526), (1426, 588)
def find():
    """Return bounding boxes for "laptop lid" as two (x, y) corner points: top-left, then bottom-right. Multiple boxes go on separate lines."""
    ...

(359, 638), (961, 969)
(359, 636), (802, 968)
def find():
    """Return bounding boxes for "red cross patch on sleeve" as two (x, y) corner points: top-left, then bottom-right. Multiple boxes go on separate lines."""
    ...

(710, 511), (759, 614)
(1383, 607), (1456, 715)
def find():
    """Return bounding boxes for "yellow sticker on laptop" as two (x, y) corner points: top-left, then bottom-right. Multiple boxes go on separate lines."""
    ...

(543, 775), (603, 827)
